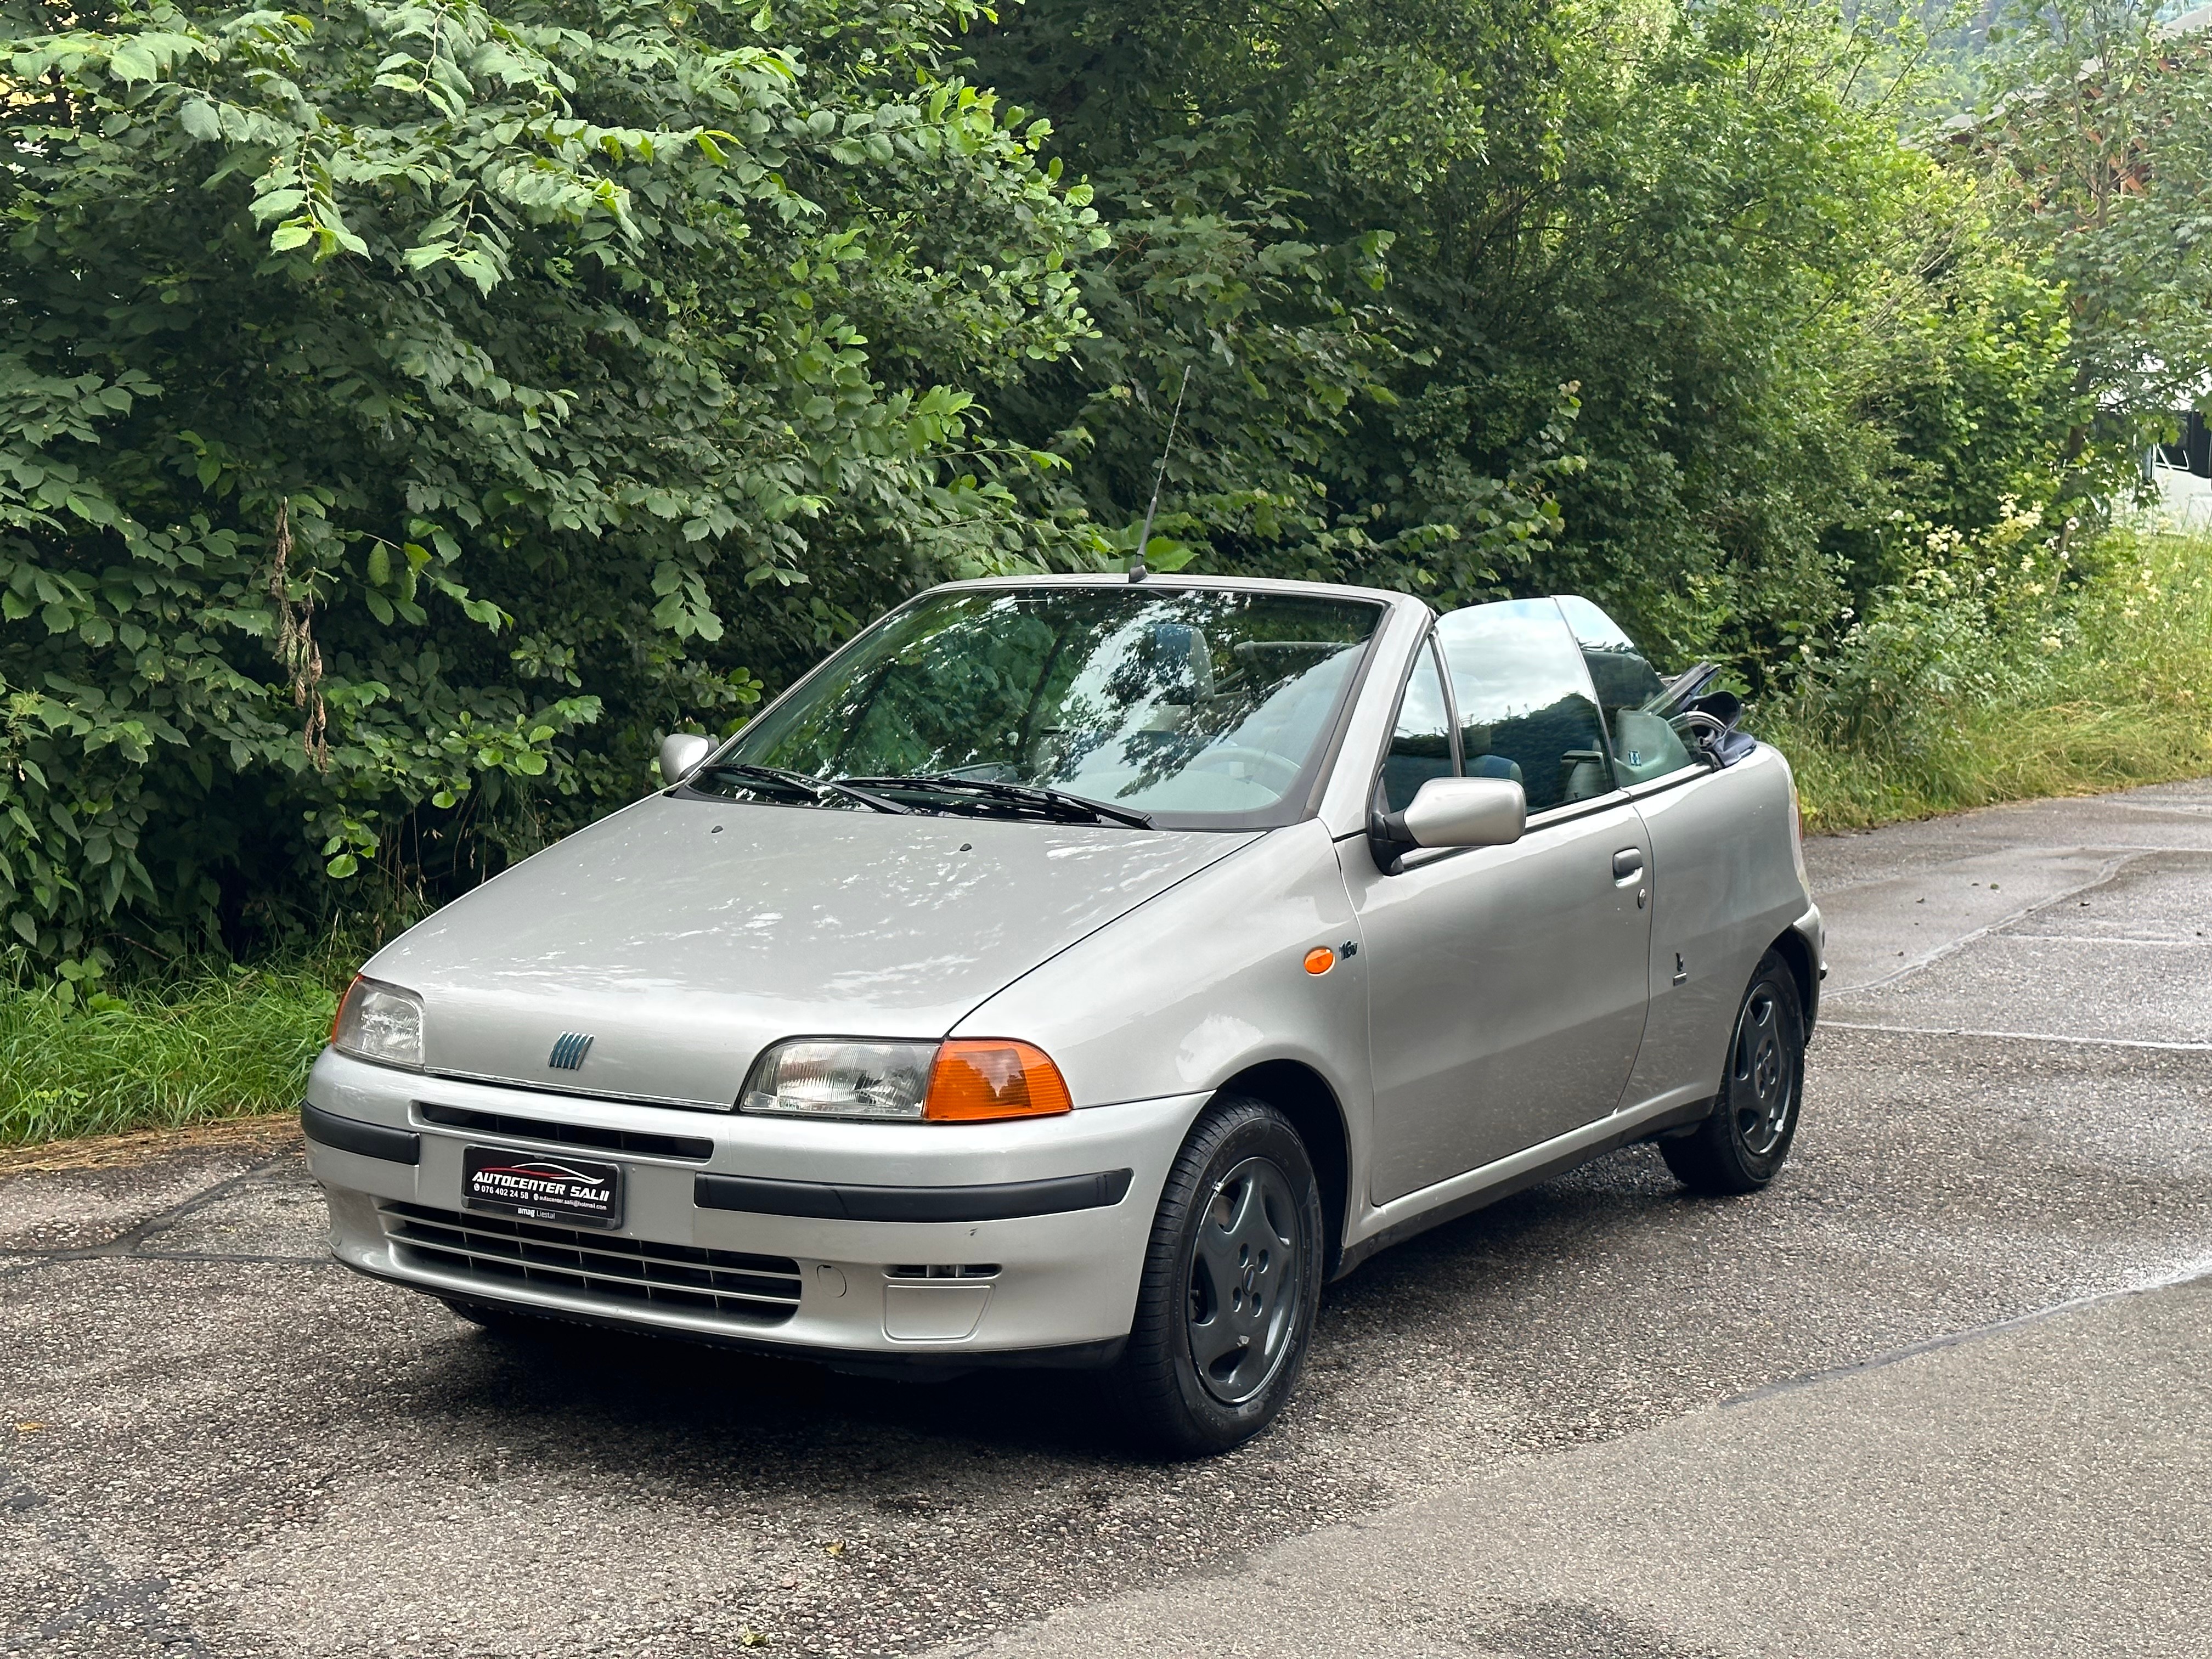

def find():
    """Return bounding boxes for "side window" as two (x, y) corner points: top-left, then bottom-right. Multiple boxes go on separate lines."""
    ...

(1435, 600), (1613, 814)
(1379, 639), (1455, 813)
(1556, 595), (1697, 786)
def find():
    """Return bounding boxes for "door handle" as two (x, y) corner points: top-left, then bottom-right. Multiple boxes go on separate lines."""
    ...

(1611, 848), (1644, 882)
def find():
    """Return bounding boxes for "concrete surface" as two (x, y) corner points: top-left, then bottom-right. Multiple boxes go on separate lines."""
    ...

(943, 1274), (2212, 1657)
(3, 780), (2210, 1656)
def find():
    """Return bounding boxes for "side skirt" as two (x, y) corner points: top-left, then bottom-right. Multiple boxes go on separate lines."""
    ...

(1331, 1096), (1716, 1280)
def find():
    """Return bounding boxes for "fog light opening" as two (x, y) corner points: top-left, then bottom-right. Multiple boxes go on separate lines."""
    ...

(886, 1263), (1001, 1280)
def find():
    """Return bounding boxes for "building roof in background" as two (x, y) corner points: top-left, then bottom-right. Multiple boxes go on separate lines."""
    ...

(1936, 4), (2212, 143)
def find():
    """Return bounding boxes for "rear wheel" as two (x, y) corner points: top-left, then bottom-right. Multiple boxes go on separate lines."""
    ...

(1108, 1097), (1323, 1458)
(1662, 949), (1806, 1195)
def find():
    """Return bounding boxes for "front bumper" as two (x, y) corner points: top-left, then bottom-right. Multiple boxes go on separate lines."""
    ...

(306, 1048), (1205, 1363)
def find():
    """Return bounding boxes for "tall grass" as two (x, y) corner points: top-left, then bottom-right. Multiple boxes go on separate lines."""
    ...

(1763, 526), (2212, 830)
(0, 966), (339, 1146)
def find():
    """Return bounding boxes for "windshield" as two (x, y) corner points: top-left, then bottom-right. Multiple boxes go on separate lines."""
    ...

(695, 585), (1386, 828)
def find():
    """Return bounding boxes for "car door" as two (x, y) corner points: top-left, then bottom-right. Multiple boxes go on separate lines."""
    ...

(1346, 600), (1655, 1205)
(1557, 596), (1797, 1114)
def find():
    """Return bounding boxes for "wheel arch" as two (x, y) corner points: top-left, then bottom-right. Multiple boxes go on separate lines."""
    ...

(1214, 1059), (1352, 1280)
(1768, 924), (1820, 1032)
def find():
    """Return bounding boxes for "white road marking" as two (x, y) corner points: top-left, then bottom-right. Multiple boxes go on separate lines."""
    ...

(1821, 1019), (2212, 1053)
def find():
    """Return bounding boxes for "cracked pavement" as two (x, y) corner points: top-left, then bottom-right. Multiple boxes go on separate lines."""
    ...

(5, 780), (2211, 1656)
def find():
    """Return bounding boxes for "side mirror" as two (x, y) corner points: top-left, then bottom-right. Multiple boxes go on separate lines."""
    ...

(1371, 776), (1526, 872)
(659, 731), (713, 786)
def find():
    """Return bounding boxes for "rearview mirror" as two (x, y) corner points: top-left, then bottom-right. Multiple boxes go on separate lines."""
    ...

(1373, 776), (1526, 870)
(659, 731), (713, 785)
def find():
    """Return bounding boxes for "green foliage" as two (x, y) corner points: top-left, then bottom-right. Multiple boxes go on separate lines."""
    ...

(1958, 1), (2212, 472)
(974, 0), (1596, 607)
(0, 959), (337, 1142)
(0, 0), (1105, 973)
(969, 0), (2098, 670)
(3, 0), (2207, 1004)
(1763, 524), (2212, 828)
(993, 122), (1517, 595)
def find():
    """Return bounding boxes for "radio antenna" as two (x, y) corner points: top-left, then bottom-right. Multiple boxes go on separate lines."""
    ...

(1128, 364), (1193, 582)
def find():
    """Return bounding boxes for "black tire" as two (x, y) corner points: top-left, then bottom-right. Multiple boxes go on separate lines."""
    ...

(1663, 948), (1807, 1195)
(1107, 1096), (1324, 1458)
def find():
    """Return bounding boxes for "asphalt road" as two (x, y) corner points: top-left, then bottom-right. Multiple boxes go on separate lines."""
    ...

(4, 781), (2210, 1657)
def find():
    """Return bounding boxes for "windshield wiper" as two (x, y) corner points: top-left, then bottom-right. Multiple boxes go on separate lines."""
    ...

(844, 775), (1155, 830)
(712, 764), (911, 816)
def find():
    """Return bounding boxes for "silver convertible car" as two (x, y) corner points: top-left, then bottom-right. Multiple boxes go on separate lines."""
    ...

(306, 575), (1824, 1455)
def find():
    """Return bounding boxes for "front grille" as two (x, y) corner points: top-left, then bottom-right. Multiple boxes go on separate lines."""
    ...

(414, 1102), (714, 1162)
(381, 1201), (800, 1325)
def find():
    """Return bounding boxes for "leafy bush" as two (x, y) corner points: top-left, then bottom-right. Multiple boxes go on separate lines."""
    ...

(1, 0), (1105, 981)
(1792, 499), (2061, 750)
(1765, 526), (2212, 828)
(2, 0), (2205, 996)
(968, 1), (2097, 668)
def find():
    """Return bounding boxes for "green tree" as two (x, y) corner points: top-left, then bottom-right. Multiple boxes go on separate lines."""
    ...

(971, 0), (2088, 670)
(1951, 0), (2212, 481)
(0, 0), (1104, 979)
(4, 0), (2181, 984)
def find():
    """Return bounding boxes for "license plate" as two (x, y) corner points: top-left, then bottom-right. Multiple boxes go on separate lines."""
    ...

(462, 1146), (623, 1230)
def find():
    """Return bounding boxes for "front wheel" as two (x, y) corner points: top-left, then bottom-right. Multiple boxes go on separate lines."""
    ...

(1662, 949), (1807, 1195)
(1107, 1097), (1323, 1458)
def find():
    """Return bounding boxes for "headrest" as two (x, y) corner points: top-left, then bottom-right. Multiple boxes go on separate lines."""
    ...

(1147, 623), (1215, 701)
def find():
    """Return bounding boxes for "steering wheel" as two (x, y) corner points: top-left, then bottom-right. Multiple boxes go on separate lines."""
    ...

(1190, 746), (1302, 790)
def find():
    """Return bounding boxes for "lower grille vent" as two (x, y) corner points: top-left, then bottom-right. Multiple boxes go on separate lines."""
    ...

(381, 1202), (800, 1325)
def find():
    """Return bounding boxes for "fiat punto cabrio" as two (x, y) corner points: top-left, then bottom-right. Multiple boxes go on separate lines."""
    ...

(306, 575), (1823, 1454)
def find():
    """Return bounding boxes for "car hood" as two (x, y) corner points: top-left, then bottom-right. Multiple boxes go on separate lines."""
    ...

(365, 794), (1257, 1107)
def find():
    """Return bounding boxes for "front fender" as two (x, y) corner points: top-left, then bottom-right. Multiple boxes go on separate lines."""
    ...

(951, 818), (1371, 1150)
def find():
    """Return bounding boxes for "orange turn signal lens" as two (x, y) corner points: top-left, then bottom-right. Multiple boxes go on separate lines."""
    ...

(923, 1039), (1074, 1122)
(1304, 947), (1335, 975)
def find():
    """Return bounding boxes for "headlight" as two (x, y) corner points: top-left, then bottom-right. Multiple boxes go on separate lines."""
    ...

(740, 1038), (1074, 1122)
(740, 1039), (936, 1120)
(331, 977), (425, 1070)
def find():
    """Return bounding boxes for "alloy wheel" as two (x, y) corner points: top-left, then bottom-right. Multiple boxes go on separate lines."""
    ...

(1185, 1156), (1303, 1406)
(1728, 983), (1794, 1156)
